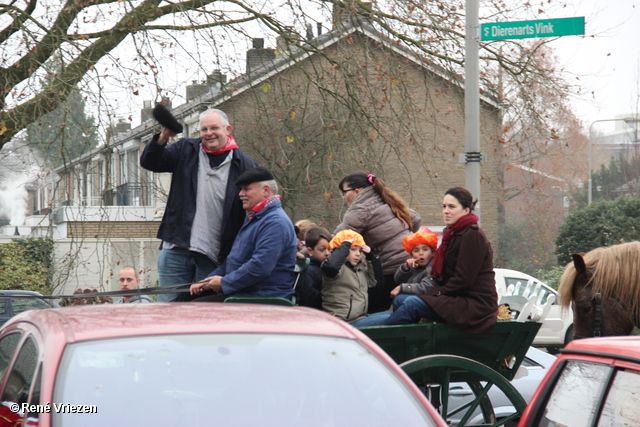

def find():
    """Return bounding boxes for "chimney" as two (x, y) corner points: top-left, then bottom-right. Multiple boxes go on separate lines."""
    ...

(116, 119), (131, 134)
(317, 22), (323, 36)
(141, 100), (154, 124)
(206, 69), (227, 86)
(246, 38), (276, 73)
(276, 27), (301, 54)
(332, 1), (373, 29)
(253, 38), (264, 49)
(306, 23), (314, 40)
(186, 80), (209, 99)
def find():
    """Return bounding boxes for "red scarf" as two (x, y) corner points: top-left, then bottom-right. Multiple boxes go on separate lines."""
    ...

(247, 195), (281, 220)
(430, 213), (479, 279)
(202, 135), (238, 155)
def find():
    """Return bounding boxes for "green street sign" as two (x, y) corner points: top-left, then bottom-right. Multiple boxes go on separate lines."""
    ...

(481, 17), (585, 41)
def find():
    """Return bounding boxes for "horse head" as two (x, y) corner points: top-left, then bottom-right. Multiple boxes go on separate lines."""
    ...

(569, 252), (638, 338)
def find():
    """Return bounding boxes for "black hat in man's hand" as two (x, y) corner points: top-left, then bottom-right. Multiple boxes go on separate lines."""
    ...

(235, 167), (274, 186)
(152, 103), (183, 134)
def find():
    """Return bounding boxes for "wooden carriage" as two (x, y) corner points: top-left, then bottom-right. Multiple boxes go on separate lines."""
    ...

(359, 320), (541, 426)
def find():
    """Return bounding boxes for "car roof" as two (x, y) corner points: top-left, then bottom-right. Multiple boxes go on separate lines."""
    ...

(494, 268), (536, 280)
(563, 336), (640, 361)
(5, 303), (448, 427)
(0, 290), (45, 296)
(6, 303), (361, 343)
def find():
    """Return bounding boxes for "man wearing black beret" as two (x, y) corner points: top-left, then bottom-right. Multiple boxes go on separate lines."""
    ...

(140, 108), (257, 301)
(186, 167), (297, 301)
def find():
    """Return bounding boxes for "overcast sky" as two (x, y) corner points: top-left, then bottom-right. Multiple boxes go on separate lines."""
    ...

(547, 1), (640, 132)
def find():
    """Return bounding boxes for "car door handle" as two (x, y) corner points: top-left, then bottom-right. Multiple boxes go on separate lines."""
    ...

(449, 386), (473, 397)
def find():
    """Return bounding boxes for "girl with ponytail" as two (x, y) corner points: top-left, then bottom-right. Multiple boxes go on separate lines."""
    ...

(335, 172), (422, 313)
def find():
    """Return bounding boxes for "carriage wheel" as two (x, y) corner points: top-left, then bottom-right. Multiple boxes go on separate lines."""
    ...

(400, 355), (526, 427)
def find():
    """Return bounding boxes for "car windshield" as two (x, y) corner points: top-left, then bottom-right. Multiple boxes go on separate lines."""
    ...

(53, 333), (436, 427)
(538, 360), (611, 426)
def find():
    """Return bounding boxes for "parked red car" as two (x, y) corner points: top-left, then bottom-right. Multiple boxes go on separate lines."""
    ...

(518, 336), (640, 426)
(0, 303), (446, 427)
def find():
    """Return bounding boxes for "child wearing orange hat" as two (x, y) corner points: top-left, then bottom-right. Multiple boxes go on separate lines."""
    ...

(321, 230), (388, 326)
(390, 230), (440, 309)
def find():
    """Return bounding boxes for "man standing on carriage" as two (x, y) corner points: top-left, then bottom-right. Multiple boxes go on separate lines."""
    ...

(140, 107), (257, 302)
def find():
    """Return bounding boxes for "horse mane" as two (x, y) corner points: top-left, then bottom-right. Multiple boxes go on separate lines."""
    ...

(558, 241), (640, 321)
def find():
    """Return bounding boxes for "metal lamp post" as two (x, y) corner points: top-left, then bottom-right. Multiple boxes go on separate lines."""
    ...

(588, 117), (640, 205)
(464, 0), (481, 219)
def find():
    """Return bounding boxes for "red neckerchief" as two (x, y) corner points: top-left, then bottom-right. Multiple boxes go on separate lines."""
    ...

(247, 195), (281, 220)
(202, 135), (238, 155)
(430, 213), (479, 278)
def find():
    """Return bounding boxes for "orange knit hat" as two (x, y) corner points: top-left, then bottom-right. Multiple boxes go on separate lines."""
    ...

(402, 231), (438, 253)
(329, 229), (365, 250)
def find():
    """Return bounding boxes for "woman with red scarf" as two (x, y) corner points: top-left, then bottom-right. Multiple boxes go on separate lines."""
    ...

(372, 187), (498, 333)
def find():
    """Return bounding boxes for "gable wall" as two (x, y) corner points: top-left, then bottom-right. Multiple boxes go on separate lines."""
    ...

(219, 32), (502, 248)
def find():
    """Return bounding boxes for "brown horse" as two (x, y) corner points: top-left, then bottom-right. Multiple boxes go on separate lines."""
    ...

(558, 241), (640, 338)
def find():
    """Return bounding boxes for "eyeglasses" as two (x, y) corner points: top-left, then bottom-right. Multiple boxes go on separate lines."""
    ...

(340, 188), (355, 196)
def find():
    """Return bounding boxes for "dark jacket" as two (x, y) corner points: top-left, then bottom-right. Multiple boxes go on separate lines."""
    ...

(296, 256), (323, 309)
(208, 199), (297, 299)
(420, 224), (497, 333)
(394, 260), (439, 295)
(140, 134), (257, 263)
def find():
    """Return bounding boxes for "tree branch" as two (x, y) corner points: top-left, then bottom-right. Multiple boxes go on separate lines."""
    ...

(0, 0), (39, 45)
(2, 0), (82, 96)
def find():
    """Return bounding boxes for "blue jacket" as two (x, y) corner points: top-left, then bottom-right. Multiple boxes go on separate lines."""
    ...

(140, 134), (257, 263)
(208, 199), (297, 298)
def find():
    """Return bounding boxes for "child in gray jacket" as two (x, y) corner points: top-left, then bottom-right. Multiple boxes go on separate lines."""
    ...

(321, 230), (385, 326)
(390, 231), (440, 309)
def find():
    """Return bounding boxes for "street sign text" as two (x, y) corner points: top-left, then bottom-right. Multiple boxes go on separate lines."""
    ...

(481, 17), (585, 41)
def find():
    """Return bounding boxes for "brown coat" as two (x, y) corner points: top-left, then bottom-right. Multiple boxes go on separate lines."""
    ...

(420, 224), (497, 333)
(334, 187), (421, 275)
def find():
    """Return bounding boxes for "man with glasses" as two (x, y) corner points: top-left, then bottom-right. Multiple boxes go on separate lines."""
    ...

(141, 108), (257, 301)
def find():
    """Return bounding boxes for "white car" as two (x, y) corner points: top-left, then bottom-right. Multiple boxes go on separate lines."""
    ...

(494, 268), (574, 352)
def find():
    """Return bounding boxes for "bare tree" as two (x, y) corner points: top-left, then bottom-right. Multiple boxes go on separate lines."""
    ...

(2, 0), (580, 148)
(1, 0), (294, 147)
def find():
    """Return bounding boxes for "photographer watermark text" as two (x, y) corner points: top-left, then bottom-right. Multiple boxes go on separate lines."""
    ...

(9, 403), (97, 414)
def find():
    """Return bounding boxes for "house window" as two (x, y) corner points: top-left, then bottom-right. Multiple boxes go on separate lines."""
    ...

(87, 161), (102, 206)
(119, 153), (126, 186)
(80, 163), (89, 206)
(127, 150), (139, 184)
(65, 174), (73, 205)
